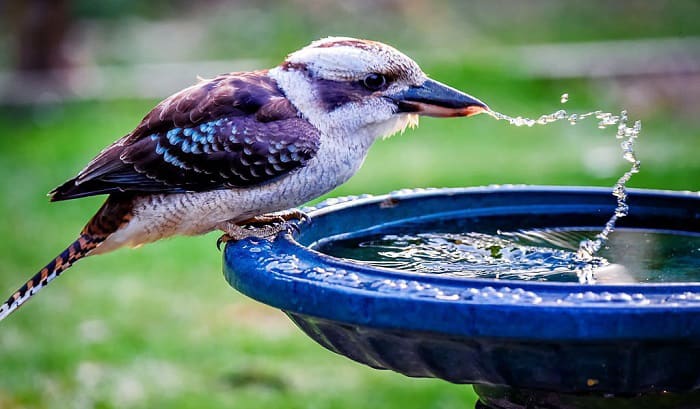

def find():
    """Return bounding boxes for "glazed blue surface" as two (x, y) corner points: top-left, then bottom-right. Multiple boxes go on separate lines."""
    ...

(223, 186), (700, 393)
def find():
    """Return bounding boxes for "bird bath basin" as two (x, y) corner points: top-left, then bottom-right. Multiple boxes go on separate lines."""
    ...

(223, 186), (700, 409)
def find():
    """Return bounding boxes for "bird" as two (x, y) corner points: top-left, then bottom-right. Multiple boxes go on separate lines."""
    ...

(0, 36), (487, 321)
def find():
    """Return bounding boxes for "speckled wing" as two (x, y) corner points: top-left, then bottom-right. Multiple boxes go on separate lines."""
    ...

(50, 72), (320, 201)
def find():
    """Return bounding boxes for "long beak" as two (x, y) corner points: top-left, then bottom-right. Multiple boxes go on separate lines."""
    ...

(390, 78), (488, 117)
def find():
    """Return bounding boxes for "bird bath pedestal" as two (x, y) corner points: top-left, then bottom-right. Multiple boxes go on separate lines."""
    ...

(223, 186), (700, 409)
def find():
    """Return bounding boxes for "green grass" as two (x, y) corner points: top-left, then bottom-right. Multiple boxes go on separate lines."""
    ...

(0, 61), (698, 409)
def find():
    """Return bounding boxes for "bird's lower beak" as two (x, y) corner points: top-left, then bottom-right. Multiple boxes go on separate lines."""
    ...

(391, 78), (488, 118)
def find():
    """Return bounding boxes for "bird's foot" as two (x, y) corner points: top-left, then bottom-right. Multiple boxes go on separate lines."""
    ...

(238, 209), (310, 226)
(216, 210), (309, 250)
(217, 223), (287, 250)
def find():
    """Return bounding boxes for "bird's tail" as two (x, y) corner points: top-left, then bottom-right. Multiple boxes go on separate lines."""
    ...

(0, 234), (104, 321)
(0, 194), (133, 322)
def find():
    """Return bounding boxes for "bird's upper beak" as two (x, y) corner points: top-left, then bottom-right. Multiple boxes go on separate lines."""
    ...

(390, 78), (488, 118)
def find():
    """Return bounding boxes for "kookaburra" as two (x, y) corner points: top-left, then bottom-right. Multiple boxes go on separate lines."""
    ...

(0, 37), (487, 321)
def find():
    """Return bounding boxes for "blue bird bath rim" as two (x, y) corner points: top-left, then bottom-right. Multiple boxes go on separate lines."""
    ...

(223, 185), (700, 405)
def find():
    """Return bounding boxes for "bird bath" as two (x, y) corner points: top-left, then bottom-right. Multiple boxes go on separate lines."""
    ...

(223, 185), (700, 409)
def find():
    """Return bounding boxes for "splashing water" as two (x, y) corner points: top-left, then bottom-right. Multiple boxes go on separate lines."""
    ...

(487, 95), (642, 283)
(317, 228), (700, 284)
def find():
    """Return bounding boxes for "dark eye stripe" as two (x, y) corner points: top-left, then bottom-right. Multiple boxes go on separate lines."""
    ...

(314, 79), (368, 111)
(314, 72), (400, 112)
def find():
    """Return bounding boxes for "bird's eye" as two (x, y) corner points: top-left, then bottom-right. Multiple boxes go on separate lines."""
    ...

(362, 73), (387, 91)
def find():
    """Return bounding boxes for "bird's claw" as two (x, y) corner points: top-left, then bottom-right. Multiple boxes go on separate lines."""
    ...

(217, 234), (232, 251)
(285, 221), (301, 234)
(216, 219), (304, 251)
(291, 209), (312, 224)
(239, 209), (311, 226)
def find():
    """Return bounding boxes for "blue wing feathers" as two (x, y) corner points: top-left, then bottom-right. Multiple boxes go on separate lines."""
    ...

(49, 71), (319, 201)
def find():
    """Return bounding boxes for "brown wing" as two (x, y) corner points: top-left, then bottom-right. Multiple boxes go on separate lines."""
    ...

(50, 72), (320, 201)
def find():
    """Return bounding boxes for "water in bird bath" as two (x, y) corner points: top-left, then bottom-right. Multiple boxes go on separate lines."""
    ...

(314, 96), (688, 284)
(315, 227), (700, 283)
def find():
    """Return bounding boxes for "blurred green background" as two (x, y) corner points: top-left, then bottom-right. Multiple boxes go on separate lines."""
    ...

(0, 1), (699, 408)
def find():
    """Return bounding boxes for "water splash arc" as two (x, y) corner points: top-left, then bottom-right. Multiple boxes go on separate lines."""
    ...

(487, 101), (642, 283)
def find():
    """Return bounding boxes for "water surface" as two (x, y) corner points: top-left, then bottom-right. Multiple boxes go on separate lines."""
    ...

(316, 228), (700, 283)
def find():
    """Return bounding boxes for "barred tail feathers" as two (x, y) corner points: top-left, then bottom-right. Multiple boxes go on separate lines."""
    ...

(0, 194), (133, 322)
(0, 235), (103, 321)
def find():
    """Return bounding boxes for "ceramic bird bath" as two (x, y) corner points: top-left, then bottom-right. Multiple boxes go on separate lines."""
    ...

(223, 185), (700, 409)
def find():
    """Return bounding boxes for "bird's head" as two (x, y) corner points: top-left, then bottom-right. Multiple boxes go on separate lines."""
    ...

(269, 37), (487, 140)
